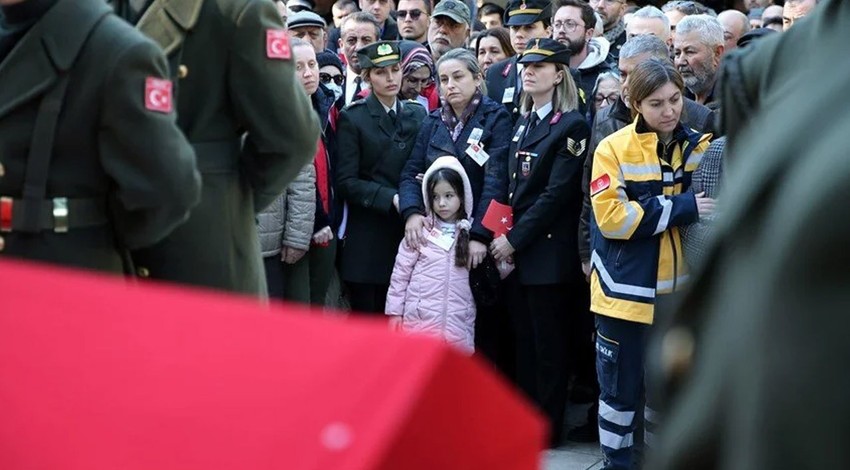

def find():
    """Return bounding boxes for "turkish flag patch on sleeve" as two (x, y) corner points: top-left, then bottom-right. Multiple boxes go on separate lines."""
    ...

(144, 77), (173, 113)
(266, 29), (291, 60)
(590, 174), (611, 197)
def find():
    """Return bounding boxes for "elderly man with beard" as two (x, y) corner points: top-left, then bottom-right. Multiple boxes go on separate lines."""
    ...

(426, 0), (471, 61)
(338, 12), (381, 105)
(590, 0), (627, 59)
(553, 0), (613, 103)
(674, 14), (724, 111)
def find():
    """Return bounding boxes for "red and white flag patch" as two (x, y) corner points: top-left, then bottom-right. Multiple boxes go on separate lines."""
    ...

(266, 29), (291, 60)
(590, 174), (611, 197)
(144, 77), (173, 113)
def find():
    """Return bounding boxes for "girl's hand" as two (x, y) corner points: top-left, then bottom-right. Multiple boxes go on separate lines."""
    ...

(282, 247), (307, 264)
(694, 192), (717, 219)
(468, 240), (488, 269)
(415, 173), (425, 183)
(405, 214), (426, 249)
(490, 235), (515, 262)
(388, 316), (403, 331)
(392, 194), (400, 212)
(312, 226), (334, 245)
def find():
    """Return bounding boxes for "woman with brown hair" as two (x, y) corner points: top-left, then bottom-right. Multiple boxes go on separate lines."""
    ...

(588, 57), (713, 468)
(474, 27), (516, 75)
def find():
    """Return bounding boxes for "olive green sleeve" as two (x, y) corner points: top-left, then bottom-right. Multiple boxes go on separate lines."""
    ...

(228, 0), (320, 212)
(99, 38), (201, 250)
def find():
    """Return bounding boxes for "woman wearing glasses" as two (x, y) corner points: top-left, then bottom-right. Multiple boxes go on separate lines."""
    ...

(317, 51), (346, 109)
(336, 41), (427, 315)
(398, 40), (439, 111)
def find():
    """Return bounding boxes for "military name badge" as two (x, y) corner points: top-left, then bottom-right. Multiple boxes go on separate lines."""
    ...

(466, 142), (490, 167)
(266, 29), (291, 60)
(467, 127), (484, 145)
(521, 160), (531, 177)
(502, 86), (515, 104)
(512, 124), (526, 142)
(590, 174), (611, 196)
(144, 77), (173, 113)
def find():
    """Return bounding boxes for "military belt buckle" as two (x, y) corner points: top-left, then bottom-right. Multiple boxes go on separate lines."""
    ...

(53, 197), (68, 233)
(0, 197), (12, 232)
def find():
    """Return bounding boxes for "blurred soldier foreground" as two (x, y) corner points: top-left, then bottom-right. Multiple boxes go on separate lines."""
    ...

(652, 0), (850, 468)
(111, 0), (320, 297)
(0, 0), (200, 272)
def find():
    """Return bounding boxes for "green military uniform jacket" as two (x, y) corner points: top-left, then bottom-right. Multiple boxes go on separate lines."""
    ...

(0, 0), (200, 272)
(651, 1), (850, 468)
(335, 95), (426, 285)
(112, 0), (321, 296)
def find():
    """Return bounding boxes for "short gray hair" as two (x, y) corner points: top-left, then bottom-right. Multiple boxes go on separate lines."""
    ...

(675, 14), (724, 48)
(620, 34), (670, 61)
(632, 6), (670, 32)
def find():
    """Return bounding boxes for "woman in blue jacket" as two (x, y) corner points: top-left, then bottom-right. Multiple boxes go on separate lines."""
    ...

(398, 48), (512, 269)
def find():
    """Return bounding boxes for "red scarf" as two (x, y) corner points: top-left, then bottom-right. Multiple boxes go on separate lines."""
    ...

(314, 138), (330, 214)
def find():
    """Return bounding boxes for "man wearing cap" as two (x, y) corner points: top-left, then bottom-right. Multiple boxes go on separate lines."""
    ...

(427, 0), (471, 61)
(288, 10), (328, 53)
(111, 0), (320, 296)
(485, 0), (553, 123)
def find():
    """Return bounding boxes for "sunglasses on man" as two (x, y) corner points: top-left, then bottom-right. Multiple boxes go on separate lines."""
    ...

(397, 9), (424, 20)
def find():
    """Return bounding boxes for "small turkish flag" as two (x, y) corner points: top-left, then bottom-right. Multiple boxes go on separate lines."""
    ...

(482, 200), (513, 237)
(144, 77), (173, 113)
(590, 174), (611, 197)
(266, 29), (291, 60)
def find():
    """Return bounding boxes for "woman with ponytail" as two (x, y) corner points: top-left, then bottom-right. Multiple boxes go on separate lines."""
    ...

(385, 157), (477, 354)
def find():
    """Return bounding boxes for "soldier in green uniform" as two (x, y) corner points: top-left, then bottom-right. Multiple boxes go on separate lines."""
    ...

(335, 41), (427, 314)
(0, 0), (200, 273)
(111, 0), (321, 296)
(651, 1), (850, 469)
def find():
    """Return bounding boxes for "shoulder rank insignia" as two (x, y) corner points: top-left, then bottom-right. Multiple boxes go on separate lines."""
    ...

(567, 137), (586, 157)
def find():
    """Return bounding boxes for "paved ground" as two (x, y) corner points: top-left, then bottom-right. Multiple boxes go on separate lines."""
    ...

(542, 403), (604, 470)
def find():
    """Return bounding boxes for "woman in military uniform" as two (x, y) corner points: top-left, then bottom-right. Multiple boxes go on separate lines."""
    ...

(335, 41), (427, 314)
(489, 38), (590, 446)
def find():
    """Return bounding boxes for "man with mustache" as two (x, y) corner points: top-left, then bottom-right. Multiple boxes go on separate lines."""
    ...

(339, 11), (381, 105)
(553, 0), (613, 103)
(673, 14), (724, 111)
(484, 0), (552, 123)
(590, 0), (627, 60)
(426, 0), (470, 61)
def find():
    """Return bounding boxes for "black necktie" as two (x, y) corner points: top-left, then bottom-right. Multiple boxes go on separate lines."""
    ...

(353, 77), (362, 98)
(521, 113), (538, 145)
(389, 108), (400, 131)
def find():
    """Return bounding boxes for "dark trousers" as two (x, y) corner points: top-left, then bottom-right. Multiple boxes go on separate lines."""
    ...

(346, 281), (389, 315)
(263, 255), (285, 300)
(511, 279), (574, 446)
(283, 238), (338, 305)
(595, 314), (652, 470)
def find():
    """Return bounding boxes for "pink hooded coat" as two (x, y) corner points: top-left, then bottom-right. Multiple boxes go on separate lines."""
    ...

(385, 157), (476, 353)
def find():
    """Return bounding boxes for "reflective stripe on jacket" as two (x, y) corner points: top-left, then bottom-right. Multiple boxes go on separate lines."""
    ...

(589, 119), (711, 324)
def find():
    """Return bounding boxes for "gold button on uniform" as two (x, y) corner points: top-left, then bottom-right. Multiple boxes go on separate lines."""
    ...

(0, 162), (4, 177)
(525, 156), (531, 162)
(137, 267), (150, 278)
(0, 235), (4, 252)
(512, 172), (516, 179)
(547, 234), (552, 239)
(509, 192), (513, 199)
(178, 65), (189, 79)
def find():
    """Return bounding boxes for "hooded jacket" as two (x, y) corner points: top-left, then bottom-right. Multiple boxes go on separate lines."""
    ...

(575, 37), (614, 104)
(385, 157), (476, 353)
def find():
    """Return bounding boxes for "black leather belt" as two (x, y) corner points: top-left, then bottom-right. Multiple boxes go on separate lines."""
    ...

(0, 197), (108, 233)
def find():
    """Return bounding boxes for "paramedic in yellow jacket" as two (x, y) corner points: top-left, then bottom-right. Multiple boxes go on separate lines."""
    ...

(588, 58), (713, 470)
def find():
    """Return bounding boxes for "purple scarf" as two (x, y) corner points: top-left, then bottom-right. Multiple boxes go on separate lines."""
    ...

(441, 89), (483, 142)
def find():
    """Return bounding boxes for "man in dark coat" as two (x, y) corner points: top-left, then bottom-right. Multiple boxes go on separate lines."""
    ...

(112, 0), (320, 296)
(0, 0), (200, 273)
(651, 1), (850, 469)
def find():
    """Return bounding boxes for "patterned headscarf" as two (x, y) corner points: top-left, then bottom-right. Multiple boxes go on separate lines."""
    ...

(400, 41), (435, 81)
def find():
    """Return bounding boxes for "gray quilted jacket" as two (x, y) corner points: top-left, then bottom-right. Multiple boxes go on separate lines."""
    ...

(257, 162), (316, 257)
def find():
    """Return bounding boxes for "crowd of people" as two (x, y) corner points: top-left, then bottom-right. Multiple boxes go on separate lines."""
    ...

(0, 0), (823, 469)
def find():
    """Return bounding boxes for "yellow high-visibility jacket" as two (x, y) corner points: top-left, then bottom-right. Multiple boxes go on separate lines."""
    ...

(589, 119), (711, 324)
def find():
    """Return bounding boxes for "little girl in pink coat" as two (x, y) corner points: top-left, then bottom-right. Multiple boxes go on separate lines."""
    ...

(385, 156), (476, 353)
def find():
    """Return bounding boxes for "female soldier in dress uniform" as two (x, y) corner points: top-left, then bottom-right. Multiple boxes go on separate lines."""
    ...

(336, 41), (427, 314)
(489, 38), (590, 446)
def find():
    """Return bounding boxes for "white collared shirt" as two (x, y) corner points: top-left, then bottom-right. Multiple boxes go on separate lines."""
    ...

(381, 99), (399, 115)
(345, 67), (369, 105)
(532, 101), (553, 122)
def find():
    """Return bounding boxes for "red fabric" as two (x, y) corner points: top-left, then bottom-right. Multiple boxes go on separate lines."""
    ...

(422, 83), (440, 112)
(482, 200), (514, 237)
(0, 260), (546, 470)
(314, 138), (330, 214)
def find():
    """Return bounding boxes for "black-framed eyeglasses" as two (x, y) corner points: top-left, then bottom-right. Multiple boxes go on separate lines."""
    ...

(320, 73), (345, 86)
(397, 9), (424, 20)
(553, 20), (585, 31)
